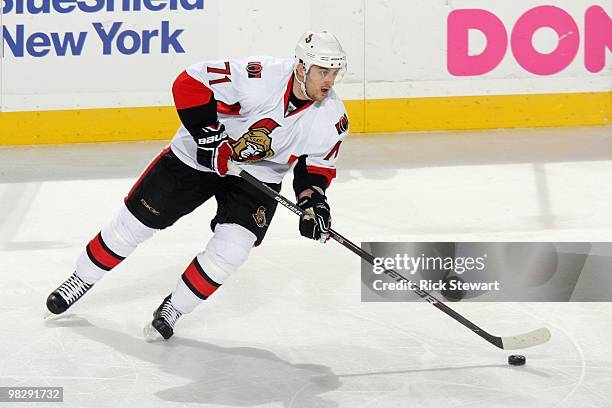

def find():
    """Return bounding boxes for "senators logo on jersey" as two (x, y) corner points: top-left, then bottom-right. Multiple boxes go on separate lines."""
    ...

(246, 61), (263, 78)
(252, 206), (268, 228)
(231, 118), (280, 162)
(335, 113), (349, 135)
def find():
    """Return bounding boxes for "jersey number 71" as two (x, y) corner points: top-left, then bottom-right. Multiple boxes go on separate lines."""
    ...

(207, 62), (232, 85)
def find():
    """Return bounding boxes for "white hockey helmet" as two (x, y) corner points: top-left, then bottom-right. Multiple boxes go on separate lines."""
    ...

(294, 30), (347, 77)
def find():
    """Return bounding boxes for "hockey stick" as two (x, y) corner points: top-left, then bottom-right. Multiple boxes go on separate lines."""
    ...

(228, 163), (551, 350)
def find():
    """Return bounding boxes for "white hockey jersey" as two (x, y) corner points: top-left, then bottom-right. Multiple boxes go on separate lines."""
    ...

(170, 56), (349, 186)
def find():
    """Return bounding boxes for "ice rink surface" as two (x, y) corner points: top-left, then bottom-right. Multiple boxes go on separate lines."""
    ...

(1, 127), (611, 407)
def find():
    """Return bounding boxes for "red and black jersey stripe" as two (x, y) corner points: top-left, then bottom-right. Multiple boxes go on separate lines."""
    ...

(173, 70), (219, 137)
(86, 232), (125, 271)
(292, 155), (334, 194)
(181, 257), (221, 300)
(305, 165), (336, 187)
(173, 70), (213, 110)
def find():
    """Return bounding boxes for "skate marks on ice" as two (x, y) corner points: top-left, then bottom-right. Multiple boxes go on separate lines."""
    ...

(44, 316), (342, 407)
(41, 313), (579, 408)
(327, 305), (601, 408)
(0, 182), (72, 251)
(505, 303), (612, 408)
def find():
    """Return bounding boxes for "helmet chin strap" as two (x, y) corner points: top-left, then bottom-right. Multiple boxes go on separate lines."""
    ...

(294, 64), (313, 101)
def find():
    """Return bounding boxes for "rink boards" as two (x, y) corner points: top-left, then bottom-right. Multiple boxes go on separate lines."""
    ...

(0, 0), (610, 145)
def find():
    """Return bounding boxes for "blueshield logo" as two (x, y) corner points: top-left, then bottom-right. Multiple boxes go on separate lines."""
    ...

(1, 0), (204, 57)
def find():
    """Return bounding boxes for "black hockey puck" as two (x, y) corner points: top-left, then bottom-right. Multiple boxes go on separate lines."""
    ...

(508, 355), (526, 366)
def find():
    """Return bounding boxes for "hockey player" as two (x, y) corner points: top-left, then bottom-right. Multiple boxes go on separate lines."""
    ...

(46, 31), (349, 340)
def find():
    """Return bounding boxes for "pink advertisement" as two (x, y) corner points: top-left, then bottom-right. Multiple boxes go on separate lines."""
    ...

(448, 5), (611, 76)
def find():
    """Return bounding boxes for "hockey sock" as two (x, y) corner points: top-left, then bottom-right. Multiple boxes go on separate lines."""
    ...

(76, 205), (157, 283)
(171, 223), (256, 313)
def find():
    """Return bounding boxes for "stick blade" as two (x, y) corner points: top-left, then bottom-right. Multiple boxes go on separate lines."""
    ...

(500, 327), (551, 350)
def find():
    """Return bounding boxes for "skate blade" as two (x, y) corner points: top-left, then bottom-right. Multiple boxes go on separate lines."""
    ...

(143, 322), (164, 342)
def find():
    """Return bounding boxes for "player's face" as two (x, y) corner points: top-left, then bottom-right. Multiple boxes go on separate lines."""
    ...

(305, 65), (340, 101)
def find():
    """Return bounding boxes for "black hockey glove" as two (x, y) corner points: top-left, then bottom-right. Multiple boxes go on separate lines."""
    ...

(297, 191), (331, 243)
(194, 122), (234, 176)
